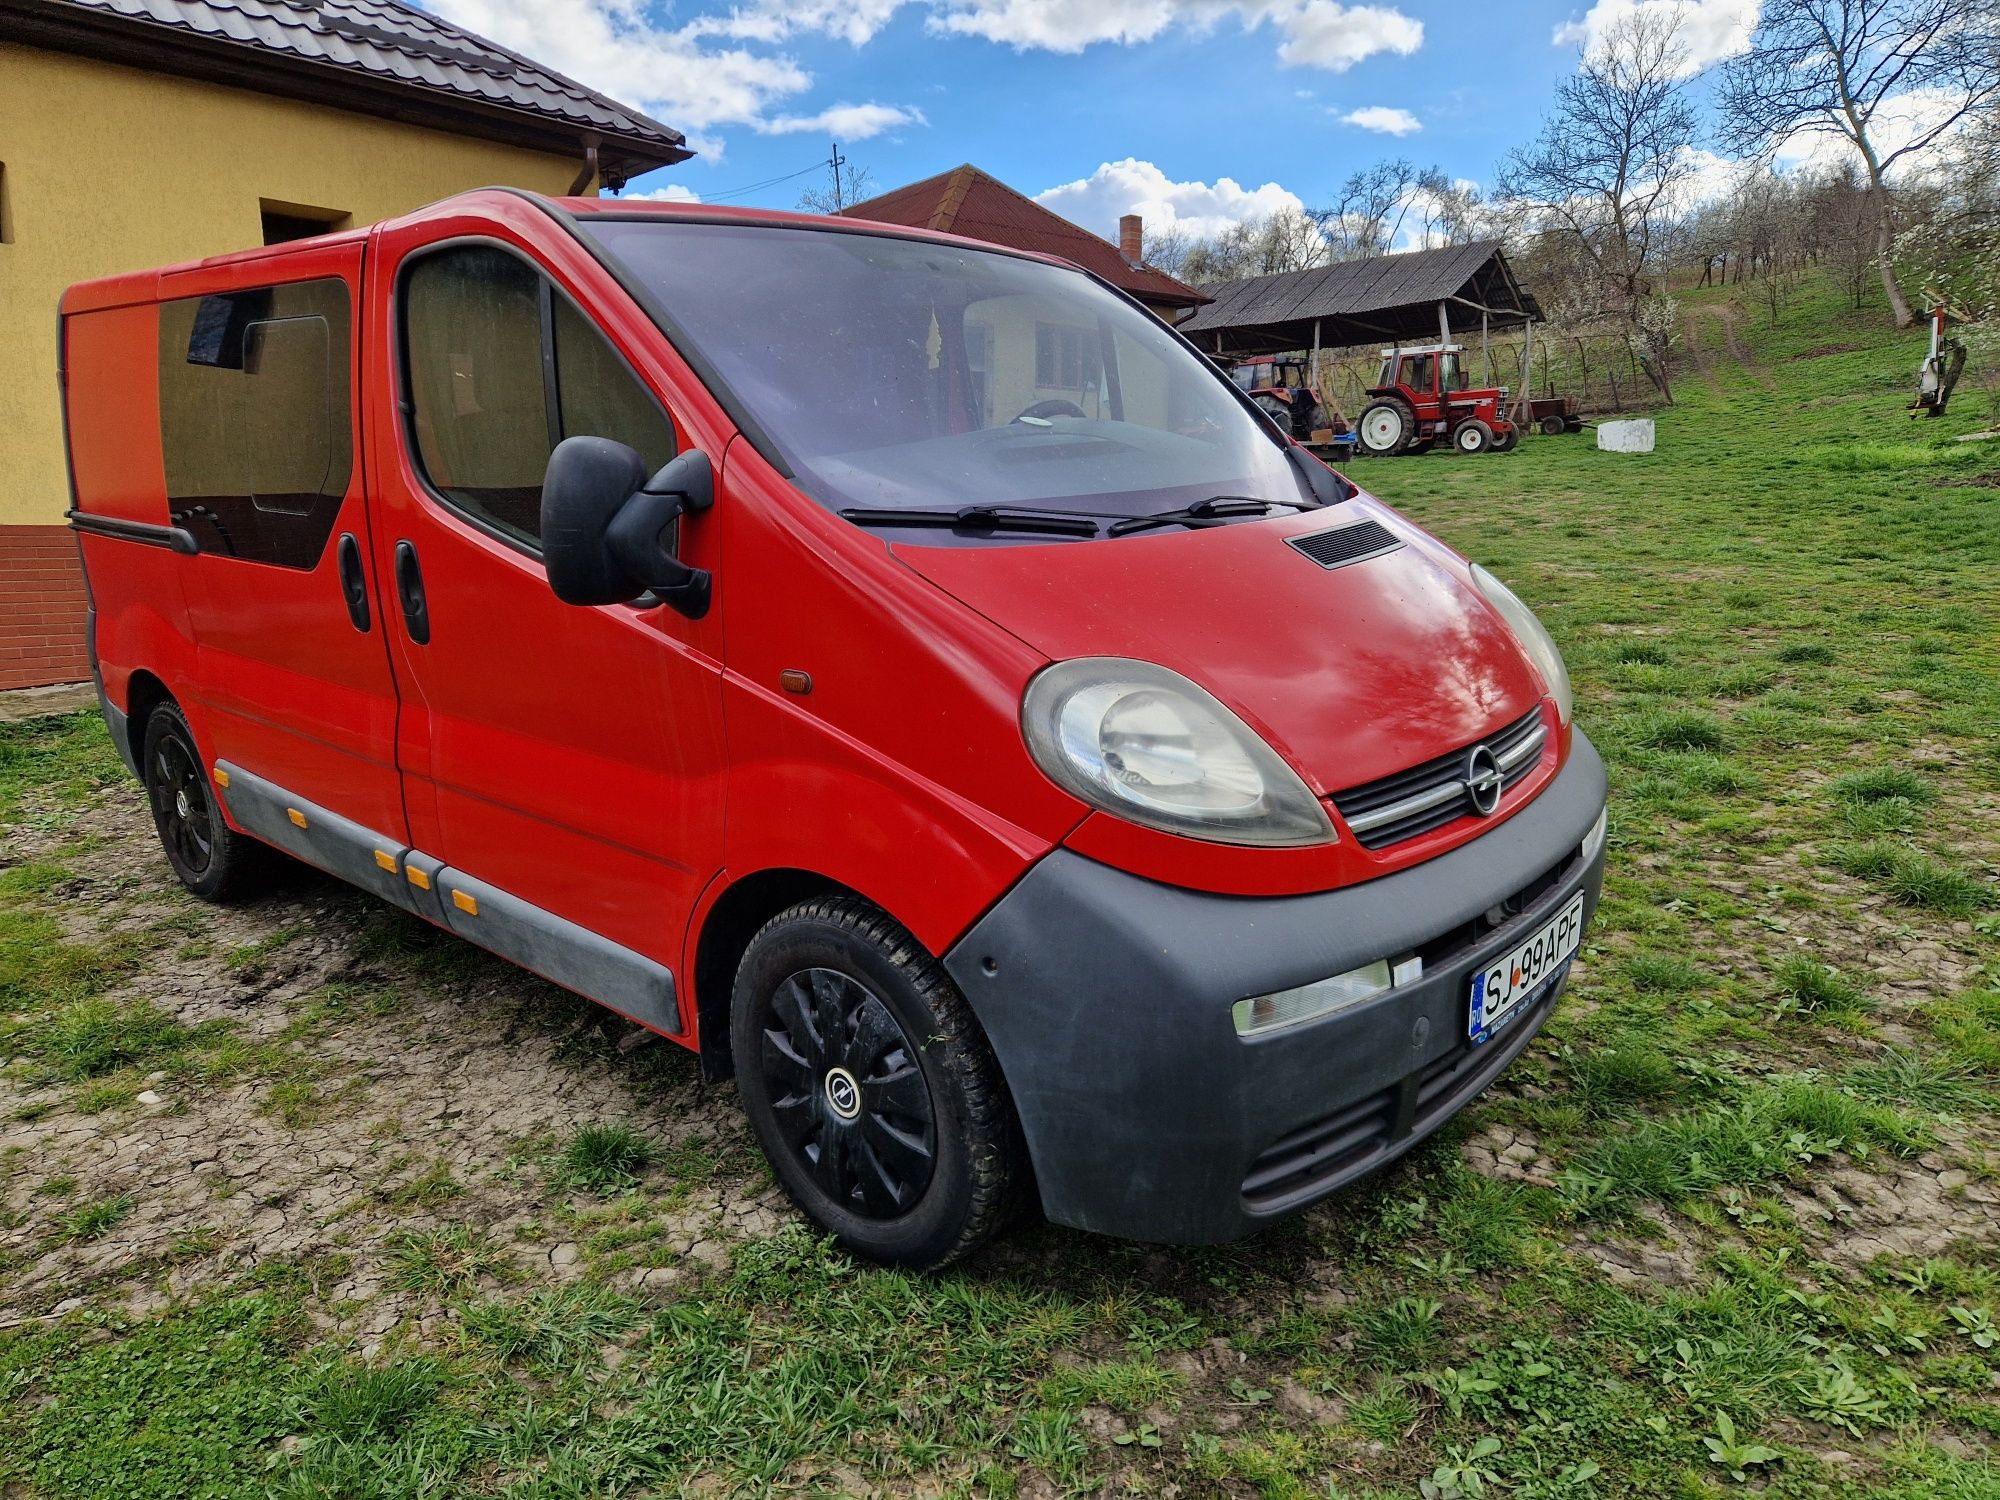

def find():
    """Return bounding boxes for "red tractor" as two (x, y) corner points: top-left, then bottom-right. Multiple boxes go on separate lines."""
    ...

(1355, 344), (1518, 457)
(1223, 356), (1349, 449)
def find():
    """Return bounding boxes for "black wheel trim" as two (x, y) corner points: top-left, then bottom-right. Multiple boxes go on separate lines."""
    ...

(759, 967), (938, 1219)
(148, 733), (214, 877)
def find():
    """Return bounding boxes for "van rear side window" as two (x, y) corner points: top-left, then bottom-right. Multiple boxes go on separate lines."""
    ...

(158, 278), (353, 568)
(401, 244), (676, 551)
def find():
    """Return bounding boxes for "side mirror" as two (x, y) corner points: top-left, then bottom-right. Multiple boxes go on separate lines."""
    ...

(541, 437), (714, 619)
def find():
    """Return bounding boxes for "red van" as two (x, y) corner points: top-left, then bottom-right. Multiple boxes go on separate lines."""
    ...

(61, 190), (1606, 1267)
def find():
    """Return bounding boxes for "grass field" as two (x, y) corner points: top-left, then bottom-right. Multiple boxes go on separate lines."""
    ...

(2, 273), (1997, 1498)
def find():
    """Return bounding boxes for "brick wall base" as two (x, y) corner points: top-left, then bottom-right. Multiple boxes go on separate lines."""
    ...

(0, 527), (91, 691)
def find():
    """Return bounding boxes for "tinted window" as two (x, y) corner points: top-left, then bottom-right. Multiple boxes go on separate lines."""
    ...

(158, 278), (352, 568)
(403, 245), (675, 549)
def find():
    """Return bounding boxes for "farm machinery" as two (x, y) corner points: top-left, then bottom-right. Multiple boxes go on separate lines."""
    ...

(1224, 356), (1350, 450)
(1355, 344), (1519, 456)
(1911, 304), (1966, 419)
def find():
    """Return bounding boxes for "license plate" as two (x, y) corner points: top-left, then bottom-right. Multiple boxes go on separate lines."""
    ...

(1468, 892), (1584, 1044)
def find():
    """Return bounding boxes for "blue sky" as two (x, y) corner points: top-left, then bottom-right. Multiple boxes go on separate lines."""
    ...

(429, 0), (1763, 243)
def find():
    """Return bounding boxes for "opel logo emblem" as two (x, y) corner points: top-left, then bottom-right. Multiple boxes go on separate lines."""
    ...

(823, 1067), (862, 1121)
(1464, 744), (1504, 816)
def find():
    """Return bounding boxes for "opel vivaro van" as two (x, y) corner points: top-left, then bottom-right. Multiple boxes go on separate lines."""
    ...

(62, 190), (1607, 1266)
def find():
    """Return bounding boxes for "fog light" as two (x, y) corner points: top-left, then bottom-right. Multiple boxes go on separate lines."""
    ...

(1233, 959), (1393, 1037)
(1581, 806), (1608, 864)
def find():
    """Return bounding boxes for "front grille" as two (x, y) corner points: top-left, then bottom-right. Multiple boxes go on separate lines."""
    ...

(1331, 706), (1546, 849)
(1287, 519), (1402, 570)
(1242, 1083), (1397, 1209)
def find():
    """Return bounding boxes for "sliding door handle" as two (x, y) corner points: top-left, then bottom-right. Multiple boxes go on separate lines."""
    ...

(336, 533), (370, 633)
(394, 540), (430, 645)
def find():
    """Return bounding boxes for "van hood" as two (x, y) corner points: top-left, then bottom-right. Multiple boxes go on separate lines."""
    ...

(891, 498), (1546, 797)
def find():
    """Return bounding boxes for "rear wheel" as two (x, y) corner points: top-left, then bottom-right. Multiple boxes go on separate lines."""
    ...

(731, 895), (1025, 1268)
(1539, 415), (1566, 437)
(1356, 399), (1415, 456)
(141, 703), (260, 901)
(1453, 420), (1493, 454)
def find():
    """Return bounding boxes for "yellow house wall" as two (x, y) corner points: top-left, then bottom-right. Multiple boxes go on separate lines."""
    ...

(0, 43), (590, 527)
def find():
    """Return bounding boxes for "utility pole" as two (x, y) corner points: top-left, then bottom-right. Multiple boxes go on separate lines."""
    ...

(828, 141), (848, 211)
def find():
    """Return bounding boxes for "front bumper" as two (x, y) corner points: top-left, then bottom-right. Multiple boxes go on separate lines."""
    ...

(943, 731), (1607, 1244)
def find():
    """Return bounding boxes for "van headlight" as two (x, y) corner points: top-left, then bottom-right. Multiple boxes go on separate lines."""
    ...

(1471, 564), (1572, 725)
(1022, 658), (1335, 847)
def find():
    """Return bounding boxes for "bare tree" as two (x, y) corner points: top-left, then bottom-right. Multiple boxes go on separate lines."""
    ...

(798, 155), (875, 215)
(1178, 210), (1327, 283)
(1311, 159), (1420, 260)
(1718, 0), (2000, 327)
(1498, 6), (1698, 398)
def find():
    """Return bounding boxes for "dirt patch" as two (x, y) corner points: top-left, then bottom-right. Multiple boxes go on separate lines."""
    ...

(1790, 343), (1860, 361)
(1935, 470), (2000, 488)
(1777, 1136), (2000, 1272)
(0, 786), (776, 1335)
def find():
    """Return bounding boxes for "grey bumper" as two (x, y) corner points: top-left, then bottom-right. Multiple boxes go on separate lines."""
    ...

(944, 732), (1608, 1244)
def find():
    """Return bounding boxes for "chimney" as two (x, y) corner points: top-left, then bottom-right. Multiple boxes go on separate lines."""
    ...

(1118, 213), (1143, 263)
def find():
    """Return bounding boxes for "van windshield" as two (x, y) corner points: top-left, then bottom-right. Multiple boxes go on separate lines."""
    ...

(580, 220), (1309, 534)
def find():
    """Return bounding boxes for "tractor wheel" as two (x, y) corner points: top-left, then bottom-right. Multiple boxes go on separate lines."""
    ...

(1452, 420), (1494, 455)
(1538, 415), (1566, 437)
(1408, 439), (1436, 455)
(1492, 426), (1519, 453)
(1356, 400), (1416, 457)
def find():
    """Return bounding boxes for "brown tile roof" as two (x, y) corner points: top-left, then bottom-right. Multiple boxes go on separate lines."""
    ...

(844, 165), (1210, 309)
(5, 0), (691, 182)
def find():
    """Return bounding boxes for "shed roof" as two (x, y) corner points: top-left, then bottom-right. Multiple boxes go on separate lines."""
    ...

(1178, 239), (1542, 355)
(843, 164), (1210, 310)
(3, 0), (691, 185)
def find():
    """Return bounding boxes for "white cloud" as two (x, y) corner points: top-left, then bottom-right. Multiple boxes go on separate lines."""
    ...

(622, 183), (704, 203)
(686, 0), (909, 46)
(425, 0), (811, 139)
(1036, 157), (1309, 242)
(927, 0), (1421, 71)
(1552, 0), (1758, 74)
(755, 102), (926, 138)
(1340, 104), (1421, 135)
(1276, 2), (1422, 70)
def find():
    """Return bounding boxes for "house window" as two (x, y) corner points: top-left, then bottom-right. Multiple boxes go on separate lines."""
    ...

(260, 198), (352, 245)
(401, 243), (675, 551)
(1035, 322), (1094, 390)
(157, 278), (354, 568)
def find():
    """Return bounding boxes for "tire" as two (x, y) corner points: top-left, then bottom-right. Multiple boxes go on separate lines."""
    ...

(1453, 420), (1493, 454)
(1539, 415), (1566, 437)
(1492, 426), (1519, 453)
(141, 703), (262, 901)
(1356, 399), (1415, 456)
(1408, 438), (1436, 455)
(731, 894), (1025, 1268)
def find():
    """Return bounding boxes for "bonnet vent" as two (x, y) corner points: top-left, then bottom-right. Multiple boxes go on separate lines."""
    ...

(1286, 520), (1403, 570)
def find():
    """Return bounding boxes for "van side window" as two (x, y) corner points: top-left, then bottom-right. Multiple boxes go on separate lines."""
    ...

(402, 245), (675, 550)
(158, 278), (353, 568)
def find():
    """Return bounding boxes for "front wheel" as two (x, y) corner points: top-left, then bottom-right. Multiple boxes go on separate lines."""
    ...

(1491, 425), (1519, 453)
(731, 895), (1025, 1268)
(1453, 420), (1493, 454)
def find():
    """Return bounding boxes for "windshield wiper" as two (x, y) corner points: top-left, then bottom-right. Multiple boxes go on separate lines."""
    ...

(1106, 495), (1310, 538)
(840, 505), (1102, 538)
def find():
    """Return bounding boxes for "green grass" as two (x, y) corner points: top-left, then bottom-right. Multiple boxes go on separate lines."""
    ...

(2, 270), (1998, 1497)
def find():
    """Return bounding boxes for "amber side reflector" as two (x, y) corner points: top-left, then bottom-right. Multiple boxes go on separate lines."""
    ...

(406, 866), (432, 891)
(779, 669), (813, 695)
(452, 889), (479, 916)
(286, 808), (308, 828)
(212, 768), (231, 789)
(374, 850), (397, 872)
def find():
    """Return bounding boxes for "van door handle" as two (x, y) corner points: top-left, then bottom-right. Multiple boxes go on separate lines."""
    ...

(336, 533), (371, 633)
(394, 540), (430, 645)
